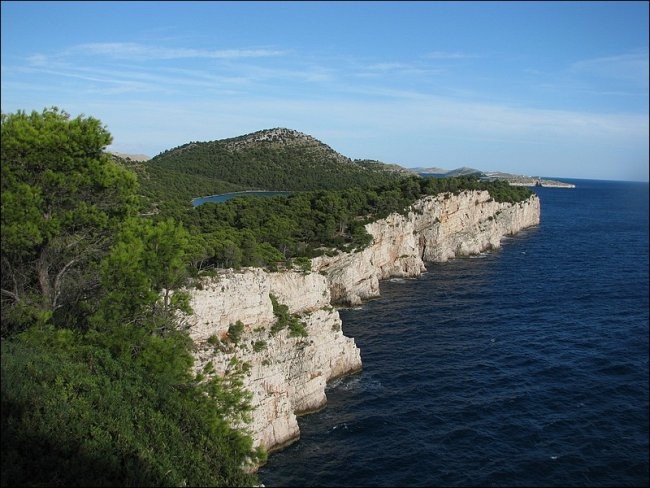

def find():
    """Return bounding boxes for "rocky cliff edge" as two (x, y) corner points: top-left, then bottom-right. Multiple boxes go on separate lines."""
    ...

(184, 190), (540, 453)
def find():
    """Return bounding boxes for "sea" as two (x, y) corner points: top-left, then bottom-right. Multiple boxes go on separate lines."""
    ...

(258, 179), (649, 487)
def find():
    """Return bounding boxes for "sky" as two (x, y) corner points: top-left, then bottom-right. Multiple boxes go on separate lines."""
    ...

(1, 1), (648, 182)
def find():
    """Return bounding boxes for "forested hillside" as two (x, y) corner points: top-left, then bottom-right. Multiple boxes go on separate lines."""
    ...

(177, 174), (532, 272)
(140, 127), (404, 209)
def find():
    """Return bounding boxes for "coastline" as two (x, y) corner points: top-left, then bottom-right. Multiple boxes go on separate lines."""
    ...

(184, 190), (541, 461)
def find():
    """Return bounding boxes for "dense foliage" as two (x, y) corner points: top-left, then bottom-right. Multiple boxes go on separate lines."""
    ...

(123, 157), (245, 217)
(1, 108), (139, 336)
(142, 130), (404, 206)
(1, 108), (264, 487)
(174, 174), (533, 272)
(1, 325), (261, 487)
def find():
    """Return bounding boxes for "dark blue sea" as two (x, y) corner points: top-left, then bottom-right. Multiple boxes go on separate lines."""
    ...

(259, 179), (649, 487)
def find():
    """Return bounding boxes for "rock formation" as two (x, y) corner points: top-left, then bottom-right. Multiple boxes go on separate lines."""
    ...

(184, 190), (540, 453)
(187, 269), (361, 451)
(312, 190), (541, 305)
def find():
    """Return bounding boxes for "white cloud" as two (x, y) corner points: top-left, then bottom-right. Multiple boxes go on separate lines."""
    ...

(570, 51), (649, 86)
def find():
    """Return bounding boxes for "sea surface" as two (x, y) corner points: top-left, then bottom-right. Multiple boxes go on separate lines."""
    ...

(259, 179), (649, 487)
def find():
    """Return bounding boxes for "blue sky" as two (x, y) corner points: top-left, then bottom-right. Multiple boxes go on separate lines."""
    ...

(2, 1), (648, 181)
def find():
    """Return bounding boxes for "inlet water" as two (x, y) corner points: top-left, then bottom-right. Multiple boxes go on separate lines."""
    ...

(191, 191), (290, 207)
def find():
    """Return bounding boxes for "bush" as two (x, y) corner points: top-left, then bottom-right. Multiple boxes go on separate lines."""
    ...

(288, 317), (308, 338)
(227, 320), (245, 344)
(293, 256), (312, 273)
(269, 294), (308, 338)
(1, 325), (262, 487)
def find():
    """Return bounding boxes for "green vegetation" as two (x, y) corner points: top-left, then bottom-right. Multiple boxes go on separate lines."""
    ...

(227, 320), (245, 344)
(129, 128), (408, 220)
(1, 108), (533, 486)
(168, 174), (532, 273)
(145, 128), (402, 197)
(121, 129), (532, 276)
(1, 325), (262, 487)
(1, 108), (263, 486)
(269, 294), (308, 338)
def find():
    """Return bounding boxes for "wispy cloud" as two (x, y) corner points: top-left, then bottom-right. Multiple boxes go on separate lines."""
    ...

(423, 51), (476, 60)
(347, 59), (447, 82)
(570, 51), (649, 85)
(49, 42), (286, 62)
(17, 42), (328, 96)
(5, 40), (647, 180)
(76, 42), (285, 60)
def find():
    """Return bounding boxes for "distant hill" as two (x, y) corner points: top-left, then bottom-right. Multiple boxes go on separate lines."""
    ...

(407, 166), (483, 176)
(141, 128), (405, 203)
(354, 159), (414, 175)
(408, 166), (448, 175)
(108, 151), (150, 162)
(120, 128), (575, 214)
(443, 166), (484, 177)
(407, 166), (574, 188)
(482, 171), (575, 188)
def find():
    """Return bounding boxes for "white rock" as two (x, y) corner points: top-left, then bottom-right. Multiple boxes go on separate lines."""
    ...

(183, 191), (540, 453)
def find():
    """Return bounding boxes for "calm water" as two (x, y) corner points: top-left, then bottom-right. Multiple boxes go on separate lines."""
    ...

(191, 190), (290, 206)
(259, 179), (649, 487)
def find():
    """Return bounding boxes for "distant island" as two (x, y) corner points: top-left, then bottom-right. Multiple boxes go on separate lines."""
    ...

(108, 151), (151, 162)
(409, 166), (576, 188)
(481, 171), (576, 188)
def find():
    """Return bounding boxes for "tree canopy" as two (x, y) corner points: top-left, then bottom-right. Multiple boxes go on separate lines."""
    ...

(170, 174), (533, 273)
(1, 108), (264, 486)
(1, 108), (139, 334)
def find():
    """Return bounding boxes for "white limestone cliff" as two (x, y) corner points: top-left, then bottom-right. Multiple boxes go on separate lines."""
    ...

(185, 191), (540, 453)
(186, 269), (361, 452)
(313, 190), (540, 304)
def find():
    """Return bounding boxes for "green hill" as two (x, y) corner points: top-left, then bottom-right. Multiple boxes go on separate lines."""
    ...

(140, 128), (403, 205)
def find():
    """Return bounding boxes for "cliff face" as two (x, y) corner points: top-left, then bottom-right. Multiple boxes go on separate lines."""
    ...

(185, 191), (540, 452)
(187, 269), (361, 452)
(313, 190), (540, 305)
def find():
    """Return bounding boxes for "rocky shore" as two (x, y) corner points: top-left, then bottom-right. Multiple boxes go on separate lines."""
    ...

(183, 190), (541, 454)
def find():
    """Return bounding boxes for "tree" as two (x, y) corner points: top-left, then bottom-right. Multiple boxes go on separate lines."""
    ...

(0, 107), (265, 486)
(94, 217), (192, 335)
(1, 108), (139, 336)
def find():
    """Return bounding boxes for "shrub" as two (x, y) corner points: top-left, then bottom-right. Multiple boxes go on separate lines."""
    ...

(288, 317), (308, 338)
(269, 294), (308, 338)
(227, 320), (245, 344)
(0, 325), (262, 487)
